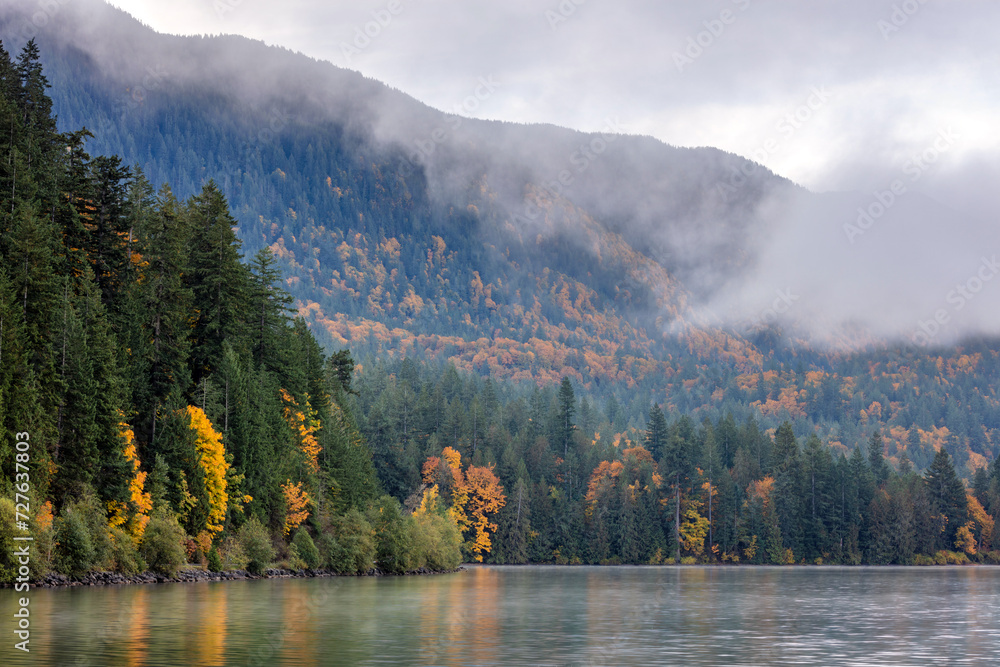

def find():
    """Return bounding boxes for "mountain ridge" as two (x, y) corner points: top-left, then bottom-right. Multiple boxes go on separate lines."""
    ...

(2, 0), (999, 475)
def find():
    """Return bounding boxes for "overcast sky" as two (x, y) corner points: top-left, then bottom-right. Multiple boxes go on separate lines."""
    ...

(105, 0), (998, 200)
(100, 0), (999, 345)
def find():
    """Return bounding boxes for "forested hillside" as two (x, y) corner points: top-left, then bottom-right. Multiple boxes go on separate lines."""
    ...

(0, 40), (469, 580)
(3, 9), (1000, 576)
(2, 0), (996, 482)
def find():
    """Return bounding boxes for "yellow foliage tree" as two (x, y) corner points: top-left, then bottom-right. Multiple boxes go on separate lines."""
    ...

(108, 418), (153, 540)
(280, 389), (322, 473)
(185, 406), (229, 535)
(678, 499), (710, 557)
(965, 493), (994, 553)
(413, 484), (441, 518)
(281, 480), (312, 536)
(421, 447), (505, 562)
(464, 465), (506, 561)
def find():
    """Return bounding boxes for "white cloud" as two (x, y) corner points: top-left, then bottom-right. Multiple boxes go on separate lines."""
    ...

(105, 0), (999, 203)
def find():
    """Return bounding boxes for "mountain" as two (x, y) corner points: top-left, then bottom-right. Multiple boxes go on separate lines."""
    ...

(2, 0), (999, 476)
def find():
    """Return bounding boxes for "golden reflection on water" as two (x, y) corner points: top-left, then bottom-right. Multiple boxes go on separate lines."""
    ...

(124, 585), (150, 666)
(198, 582), (227, 666)
(8, 566), (1000, 666)
(467, 566), (500, 666)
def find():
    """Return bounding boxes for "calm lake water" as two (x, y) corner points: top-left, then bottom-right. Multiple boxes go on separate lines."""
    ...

(3, 565), (1000, 665)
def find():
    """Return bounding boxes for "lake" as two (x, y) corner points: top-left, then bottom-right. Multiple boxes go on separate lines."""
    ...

(4, 565), (1000, 665)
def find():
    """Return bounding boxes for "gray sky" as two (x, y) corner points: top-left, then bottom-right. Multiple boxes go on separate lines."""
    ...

(106, 0), (998, 197)
(103, 0), (1000, 346)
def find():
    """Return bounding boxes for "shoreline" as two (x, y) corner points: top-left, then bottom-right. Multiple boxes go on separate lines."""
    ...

(9, 558), (997, 590)
(3, 565), (465, 590)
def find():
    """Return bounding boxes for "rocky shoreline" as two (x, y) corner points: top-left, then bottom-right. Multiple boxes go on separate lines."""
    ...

(5, 565), (464, 589)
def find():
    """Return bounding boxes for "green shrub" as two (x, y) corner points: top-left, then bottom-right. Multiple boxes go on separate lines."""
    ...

(367, 496), (417, 574)
(287, 545), (308, 571)
(237, 517), (275, 575)
(317, 533), (339, 571)
(109, 527), (146, 575)
(54, 508), (97, 577)
(324, 509), (376, 574)
(71, 494), (115, 570)
(0, 496), (55, 581)
(141, 510), (187, 577)
(943, 551), (970, 565)
(292, 528), (321, 569)
(219, 536), (247, 570)
(207, 546), (223, 572)
(912, 554), (935, 566)
(30, 508), (55, 580)
(412, 513), (462, 571)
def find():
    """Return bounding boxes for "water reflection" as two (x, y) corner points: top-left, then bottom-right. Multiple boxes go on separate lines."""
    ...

(4, 566), (1000, 665)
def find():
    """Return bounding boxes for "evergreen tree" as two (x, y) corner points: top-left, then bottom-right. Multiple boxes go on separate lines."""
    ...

(662, 415), (699, 562)
(185, 181), (250, 385)
(771, 422), (803, 559)
(247, 247), (294, 370)
(555, 377), (576, 461)
(923, 447), (968, 550)
(644, 403), (668, 461)
(868, 431), (890, 487)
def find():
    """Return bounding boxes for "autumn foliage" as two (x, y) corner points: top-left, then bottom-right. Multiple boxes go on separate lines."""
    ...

(281, 480), (312, 536)
(185, 406), (230, 535)
(280, 389), (322, 473)
(105, 418), (153, 541)
(421, 447), (506, 561)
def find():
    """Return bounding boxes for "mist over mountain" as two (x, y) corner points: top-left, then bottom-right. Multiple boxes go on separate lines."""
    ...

(4, 0), (994, 346)
(3, 0), (1000, 471)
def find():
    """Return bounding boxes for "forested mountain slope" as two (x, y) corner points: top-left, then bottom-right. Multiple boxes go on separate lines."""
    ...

(1, 0), (999, 481)
(2, 4), (1000, 575)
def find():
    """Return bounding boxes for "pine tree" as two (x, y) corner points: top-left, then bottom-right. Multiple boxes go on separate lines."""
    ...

(663, 415), (699, 562)
(85, 155), (133, 317)
(555, 377), (576, 461)
(801, 433), (834, 561)
(772, 422), (803, 558)
(185, 181), (250, 385)
(132, 186), (192, 449)
(868, 431), (890, 487)
(923, 447), (968, 550)
(644, 403), (668, 461)
(247, 247), (294, 370)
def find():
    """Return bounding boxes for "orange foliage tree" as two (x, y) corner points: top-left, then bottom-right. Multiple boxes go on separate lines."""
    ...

(108, 418), (153, 540)
(421, 447), (505, 562)
(964, 494), (994, 554)
(280, 389), (322, 473)
(281, 480), (312, 536)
